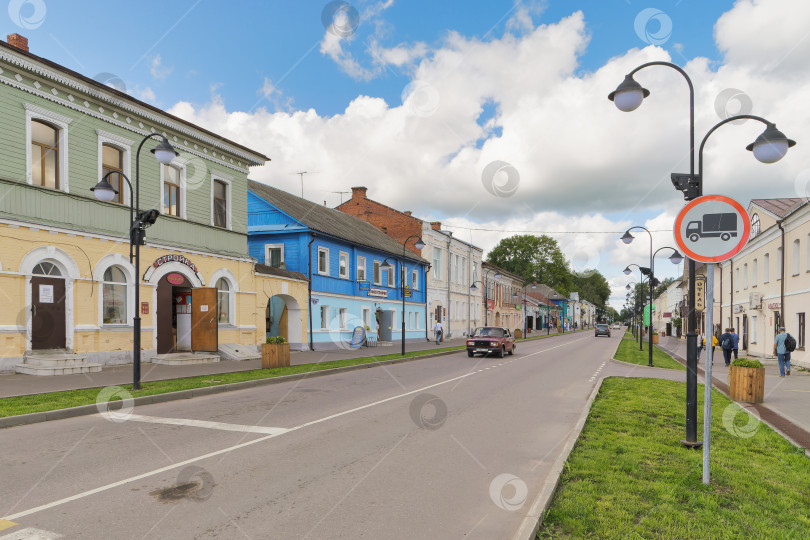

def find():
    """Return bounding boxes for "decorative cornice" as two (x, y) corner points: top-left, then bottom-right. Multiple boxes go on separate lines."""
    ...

(95, 128), (134, 147)
(0, 48), (265, 167)
(23, 101), (73, 124)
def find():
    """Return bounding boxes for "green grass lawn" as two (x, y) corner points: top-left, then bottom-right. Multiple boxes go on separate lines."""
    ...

(0, 346), (465, 418)
(539, 377), (810, 539)
(613, 334), (685, 370)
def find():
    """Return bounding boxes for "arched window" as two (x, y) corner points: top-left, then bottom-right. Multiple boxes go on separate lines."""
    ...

(32, 262), (61, 276)
(102, 266), (127, 324)
(31, 120), (59, 189)
(216, 277), (231, 324)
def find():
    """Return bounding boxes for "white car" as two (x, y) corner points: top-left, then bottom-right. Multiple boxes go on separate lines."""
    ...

(612, 323), (622, 329)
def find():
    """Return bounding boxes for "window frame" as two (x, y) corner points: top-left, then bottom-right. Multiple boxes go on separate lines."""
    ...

(339, 308), (348, 329)
(764, 253), (770, 283)
(752, 258), (757, 287)
(318, 247), (330, 276)
(792, 239), (800, 276)
(412, 269), (419, 291)
(25, 103), (72, 192)
(357, 256), (367, 282)
(320, 305), (330, 329)
(373, 260), (381, 285)
(101, 266), (128, 326)
(432, 247), (442, 278)
(161, 162), (186, 219)
(211, 174), (232, 230)
(387, 264), (395, 287)
(215, 277), (233, 325)
(94, 255), (135, 329)
(97, 129), (133, 206)
(339, 251), (350, 279)
(264, 243), (285, 268)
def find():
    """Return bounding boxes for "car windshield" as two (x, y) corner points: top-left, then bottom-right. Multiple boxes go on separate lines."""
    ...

(473, 327), (505, 337)
(597, 325), (608, 329)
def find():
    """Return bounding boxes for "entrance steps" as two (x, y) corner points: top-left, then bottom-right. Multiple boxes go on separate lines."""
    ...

(377, 341), (394, 347)
(217, 344), (260, 362)
(149, 352), (221, 365)
(16, 350), (102, 376)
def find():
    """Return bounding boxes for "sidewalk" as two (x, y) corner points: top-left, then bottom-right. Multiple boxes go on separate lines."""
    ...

(0, 335), (474, 399)
(652, 335), (810, 450)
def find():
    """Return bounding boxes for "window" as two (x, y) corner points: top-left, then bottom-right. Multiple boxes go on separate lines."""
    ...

(412, 269), (418, 290)
(320, 306), (329, 329)
(339, 251), (349, 279)
(387, 264), (395, 287)
(357, 256), (366, 281)
(743, 264), (748, 290)
(461, 257), (467, 285)
(793, 239), (800, 276)
(373, 261), (381, 285)
(102, 144), (124, 204)
(752, 259), (758, 287)
(163, 164), (182, 217)
(213, 179), (228, 228)
(318, 247), (329, 275)
(433, 247), (442, 278)
(32, 262), (61, 276)
(764, 253), (770, 282)
(216, 278), (231, 323)
(339, 308), (348, 329)
(777, 247), (783, 280)
(751, 315), (758, 344)
(265, 244), (284, 268)
(102, 266), (127, 325)
(31, 120), (59, 189)
(362, 307), (371, 328)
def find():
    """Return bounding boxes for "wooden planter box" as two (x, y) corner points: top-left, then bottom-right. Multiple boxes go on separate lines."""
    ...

(514, 330), (522, 339)
(261, 343), (290, 369)
(652, 334), (659, 344)
(728, 365), (765, 403)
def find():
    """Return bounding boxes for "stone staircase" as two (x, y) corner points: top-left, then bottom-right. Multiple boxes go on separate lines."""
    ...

(149, 352), (221, 365)
(16, 349), (102, 376)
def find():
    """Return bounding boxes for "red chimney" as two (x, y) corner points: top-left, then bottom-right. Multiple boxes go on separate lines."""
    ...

(7, 34), (29, 52)
(351, 186), (367, 201)
(403, 211), (412, 216)
(431, 221), (441, 231)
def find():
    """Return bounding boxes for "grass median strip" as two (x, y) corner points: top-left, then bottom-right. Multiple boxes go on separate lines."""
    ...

(539, 377), (810, 539)
(0, 346), (464, 418)
(613, 335), (685, 370)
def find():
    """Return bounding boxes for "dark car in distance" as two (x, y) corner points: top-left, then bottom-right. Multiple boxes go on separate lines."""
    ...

(466, 327), (516, 358)
(595, 324), (611, 338)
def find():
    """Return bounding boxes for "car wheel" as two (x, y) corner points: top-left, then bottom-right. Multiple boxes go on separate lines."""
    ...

(497, 346), (504, 358)
(467, 350), (474, 357)
(690, 233), (699, 242)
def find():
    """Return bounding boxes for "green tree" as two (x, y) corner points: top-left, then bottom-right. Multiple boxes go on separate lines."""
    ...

(571, 270), (611, 307)
(487, 234), (573, 294)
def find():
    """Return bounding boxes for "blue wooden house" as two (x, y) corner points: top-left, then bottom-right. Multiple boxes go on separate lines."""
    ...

(248, 181), (429, 350)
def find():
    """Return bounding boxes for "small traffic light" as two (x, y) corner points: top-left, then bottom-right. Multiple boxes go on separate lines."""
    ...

(671, 173), (701, 201)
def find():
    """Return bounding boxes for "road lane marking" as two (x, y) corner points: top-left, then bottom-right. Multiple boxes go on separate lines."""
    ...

(1, 335), (591, 523)
(0, 521), (17, 532)
(0, 527), (62, 539)
(120, 414), (290, 435)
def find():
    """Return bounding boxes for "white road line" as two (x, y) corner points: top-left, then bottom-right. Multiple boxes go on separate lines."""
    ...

(121, 414), (290, 435)
(2, 335), (589, 523)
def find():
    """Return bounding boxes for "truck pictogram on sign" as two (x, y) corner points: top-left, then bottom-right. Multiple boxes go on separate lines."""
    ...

(686, 213), (738, 242)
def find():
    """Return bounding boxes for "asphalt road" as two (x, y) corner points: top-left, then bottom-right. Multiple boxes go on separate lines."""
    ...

(0, 330), (622, 539)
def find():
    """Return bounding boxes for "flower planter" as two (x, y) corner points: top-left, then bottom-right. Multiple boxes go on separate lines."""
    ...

(652, 334), (659, 344)
(728, 365), (765, 403)
(261, 343), (290, 369)
(514, 330), (523, 339)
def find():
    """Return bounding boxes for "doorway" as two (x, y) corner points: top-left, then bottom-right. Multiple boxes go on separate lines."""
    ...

(156, 273), (218, 353)
(742, 314), (748, 350)
(31, 274), (66, 350)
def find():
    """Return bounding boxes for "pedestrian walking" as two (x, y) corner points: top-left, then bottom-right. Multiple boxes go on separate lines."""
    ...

(731, 327), (740, 359)
(434, 320), (443, 345)
(773, 326), (794, 377)
(720, 328), (734, 366)
(697, 333), (704, 360)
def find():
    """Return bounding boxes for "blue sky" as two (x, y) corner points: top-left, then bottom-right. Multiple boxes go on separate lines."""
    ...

(15, 1), (732, 116)
(8, 0), (807, 309)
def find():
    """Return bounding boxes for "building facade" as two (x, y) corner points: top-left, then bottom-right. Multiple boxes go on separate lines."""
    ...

(248, 182), (428, 350)
(481, 262), (524, 333)
(336, 187), (483, 338)
(0, 34), (307, 372)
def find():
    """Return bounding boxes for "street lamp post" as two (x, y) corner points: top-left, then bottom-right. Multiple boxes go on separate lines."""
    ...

(91, 134), (178, 390)
(471, 268), (502, 326)
(513, 282), (537, 338)
(609, 61), (795, 447)
(380, 235), (426, 356)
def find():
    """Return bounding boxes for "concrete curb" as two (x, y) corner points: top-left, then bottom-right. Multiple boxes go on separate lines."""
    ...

(0, 348), (464, 430)
(512, 376), (605, 540)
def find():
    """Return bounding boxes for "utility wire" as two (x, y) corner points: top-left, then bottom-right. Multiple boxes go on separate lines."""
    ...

(442, 225), (674, 234)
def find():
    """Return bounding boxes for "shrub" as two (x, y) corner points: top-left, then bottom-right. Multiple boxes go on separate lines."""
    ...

(732, 358), (763, 369)
(265, 336), (287, 344)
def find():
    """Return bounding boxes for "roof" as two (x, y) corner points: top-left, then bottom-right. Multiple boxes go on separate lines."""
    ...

(482, 261), (525, 282)
(249, 181), (428, 264)
(532, 284), (565, 301)
(0, 39), (269, 165)
(254, 263), (308, 282)
(750, 198), (806, 218)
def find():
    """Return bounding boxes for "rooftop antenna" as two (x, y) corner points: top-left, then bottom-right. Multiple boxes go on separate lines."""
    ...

(290, 171), (319, 198)
(331, 190), (351, 204)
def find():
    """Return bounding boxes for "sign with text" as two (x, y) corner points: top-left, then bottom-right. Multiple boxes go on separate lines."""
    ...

(695, 278), (705, 312)
(350, 326), (365, 348)
(152, 254), (199, 272)
(367, 288), (388, 298)
(674, 195), (751, 263)
(359, 281), (370, 291)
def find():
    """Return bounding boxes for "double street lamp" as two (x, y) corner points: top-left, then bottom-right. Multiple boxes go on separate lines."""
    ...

(609, 60), (795, 448)
(90, 134), (179, 390)
(380, 235), (426, 356)
(470, 267), (501, 326)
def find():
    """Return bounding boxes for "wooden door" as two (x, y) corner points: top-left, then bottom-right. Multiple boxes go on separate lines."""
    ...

(31, 276), (66, 349)
(191, 288), (218, 352)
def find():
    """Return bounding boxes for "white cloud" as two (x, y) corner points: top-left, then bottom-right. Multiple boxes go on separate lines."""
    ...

(134, 86), (157, 104)
(150, 54), (174, 80)
(168, 0), (809, 311)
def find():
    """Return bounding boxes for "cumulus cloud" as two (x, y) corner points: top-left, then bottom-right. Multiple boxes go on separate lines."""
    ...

(168, 0), (809, 310)
(150, 54), (174, 80)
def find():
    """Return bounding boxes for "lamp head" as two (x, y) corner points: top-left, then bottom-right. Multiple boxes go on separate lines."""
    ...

(669, 250), (684, 265)
(621, 230), (635, 244)
(626, 284), (631, 290)
(470, 283), (478, 291)
(623, 266), (632, 275)
(608, 75), (650, 112)
(380, 260), (392, 270)
(151, 137), (180, 165)
(494, 272), (502, 279)
(90, 177), (118, 202)
(413, 237), (426, 250)
(746, 123), (796, 164)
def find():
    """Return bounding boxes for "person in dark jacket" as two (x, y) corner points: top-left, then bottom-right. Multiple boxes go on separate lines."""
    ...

(719, 328), (734, 366)
(731, 327), (740, 359)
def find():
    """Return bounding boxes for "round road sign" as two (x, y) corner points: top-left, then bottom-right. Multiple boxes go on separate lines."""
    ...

(674, 195), (751, 263)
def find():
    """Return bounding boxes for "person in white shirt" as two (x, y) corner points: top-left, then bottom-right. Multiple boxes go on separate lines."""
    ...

(434, 321), (443, 344)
